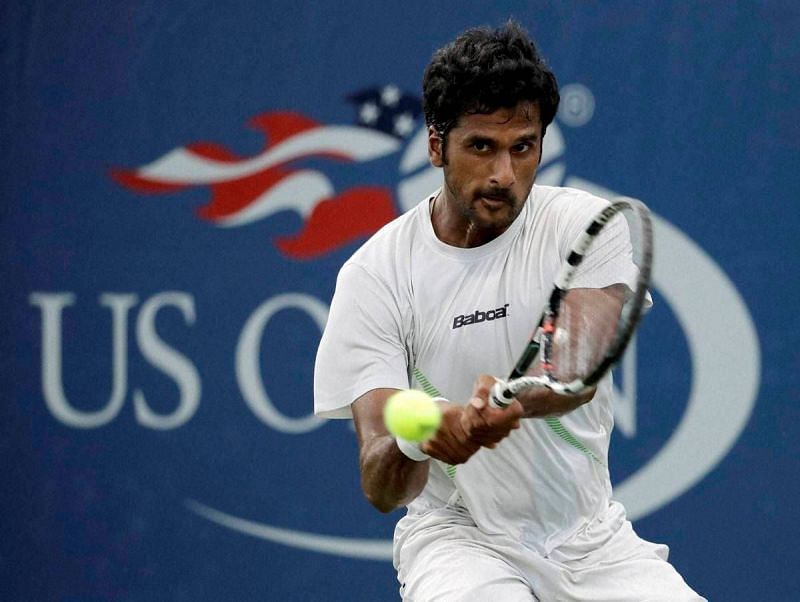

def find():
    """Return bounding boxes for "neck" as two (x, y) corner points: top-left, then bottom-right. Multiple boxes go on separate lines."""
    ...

(431, 190), (507, 248)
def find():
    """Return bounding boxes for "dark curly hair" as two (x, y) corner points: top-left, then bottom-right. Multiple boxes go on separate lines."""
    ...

(422, 21), (559, 152)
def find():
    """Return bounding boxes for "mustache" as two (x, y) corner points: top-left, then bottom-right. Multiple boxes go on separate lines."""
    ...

(475, 188), (516, 203)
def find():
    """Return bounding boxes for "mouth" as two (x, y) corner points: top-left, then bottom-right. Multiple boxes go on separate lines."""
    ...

(477, 195), (512, 210)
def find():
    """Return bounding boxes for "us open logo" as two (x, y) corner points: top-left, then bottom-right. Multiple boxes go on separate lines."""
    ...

(35, 83), (760, 561)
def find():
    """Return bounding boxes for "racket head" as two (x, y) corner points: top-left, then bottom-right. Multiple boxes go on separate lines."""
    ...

(515, 196), (653, 395)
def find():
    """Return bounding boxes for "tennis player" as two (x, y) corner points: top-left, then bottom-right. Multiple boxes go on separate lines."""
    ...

(315, 21), (704, 601)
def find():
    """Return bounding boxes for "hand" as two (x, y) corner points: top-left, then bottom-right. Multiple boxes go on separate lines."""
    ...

(420, 401), (481, 465)
(420, 375), (523, 464)
(460, 374), (523, 448)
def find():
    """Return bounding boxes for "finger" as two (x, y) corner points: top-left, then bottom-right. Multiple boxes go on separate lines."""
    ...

(469, 394), (487, 410)
(461, 402), (490, 433)
(471, 374), (497, 404)
(423, 431), (479, 464)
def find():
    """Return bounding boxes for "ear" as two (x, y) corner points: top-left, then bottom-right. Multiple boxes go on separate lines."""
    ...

(428, 126), (444, 168)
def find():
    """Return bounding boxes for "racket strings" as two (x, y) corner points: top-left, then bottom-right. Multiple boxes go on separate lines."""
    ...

(545, 285), (627, 384)
(531, 205), (648, 389)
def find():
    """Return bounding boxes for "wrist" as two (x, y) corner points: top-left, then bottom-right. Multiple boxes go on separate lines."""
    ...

(394, 395), (447, 461)
(395, 437), (431, 462)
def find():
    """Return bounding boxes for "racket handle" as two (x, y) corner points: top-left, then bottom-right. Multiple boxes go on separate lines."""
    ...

(490, 380), (514, 409)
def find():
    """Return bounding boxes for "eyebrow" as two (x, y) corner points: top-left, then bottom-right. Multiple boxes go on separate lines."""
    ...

(463, 134), (493, 144)
(514, 133), (540, 144)
(462, 132), (540, 145)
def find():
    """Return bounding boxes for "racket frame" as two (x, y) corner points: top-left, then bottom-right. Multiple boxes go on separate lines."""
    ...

(491, 197), (653, 408)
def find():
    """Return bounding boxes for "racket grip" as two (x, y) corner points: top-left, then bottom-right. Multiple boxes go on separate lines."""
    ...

(490, 380), (514, 409)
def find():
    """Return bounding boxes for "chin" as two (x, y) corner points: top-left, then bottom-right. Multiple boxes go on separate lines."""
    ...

(475, 216), (513, 234)
(476, 206), (518, 230)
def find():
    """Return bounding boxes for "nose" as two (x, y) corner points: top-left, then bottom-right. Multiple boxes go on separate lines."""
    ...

(490, 151), (515, 189)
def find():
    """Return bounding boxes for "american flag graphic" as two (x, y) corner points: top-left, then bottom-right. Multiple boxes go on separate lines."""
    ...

(112, 85), (424, 259)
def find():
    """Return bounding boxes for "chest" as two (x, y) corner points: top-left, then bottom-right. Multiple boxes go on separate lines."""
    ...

(406, 239), (562, 396)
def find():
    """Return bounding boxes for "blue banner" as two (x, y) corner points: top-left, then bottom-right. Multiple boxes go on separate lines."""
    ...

(2, 2), (798, 600)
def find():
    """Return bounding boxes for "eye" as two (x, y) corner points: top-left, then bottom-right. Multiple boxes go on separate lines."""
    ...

(472, 140), (491, 152)
(512, 142), (533, 154)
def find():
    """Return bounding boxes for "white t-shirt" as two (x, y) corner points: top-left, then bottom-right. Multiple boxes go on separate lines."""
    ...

(315, 185), (640, 555)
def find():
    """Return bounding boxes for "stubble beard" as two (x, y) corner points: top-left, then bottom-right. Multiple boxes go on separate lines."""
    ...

(463, 184), (529, 234)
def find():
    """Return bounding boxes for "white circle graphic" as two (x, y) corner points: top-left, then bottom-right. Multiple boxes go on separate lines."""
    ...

(566, 177), (760, 519)
(558, 83), (596, 127)
(612, 213), (760, 518)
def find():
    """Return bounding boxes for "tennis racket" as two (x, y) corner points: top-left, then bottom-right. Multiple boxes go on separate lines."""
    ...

(490, 196), (653, 407)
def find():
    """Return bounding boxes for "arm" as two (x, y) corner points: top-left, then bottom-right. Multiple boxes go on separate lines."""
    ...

(352, 388), (430, 513)
(516, 386), (595, 418)
(352, 378), (524, 513)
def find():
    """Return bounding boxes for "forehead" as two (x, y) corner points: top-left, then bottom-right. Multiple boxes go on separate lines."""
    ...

(451, 102), (542, 138)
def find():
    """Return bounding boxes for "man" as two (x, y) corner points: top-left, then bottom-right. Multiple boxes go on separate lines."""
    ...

(315, 21), (704, 601)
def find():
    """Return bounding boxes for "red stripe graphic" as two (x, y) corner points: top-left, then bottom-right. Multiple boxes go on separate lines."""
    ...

(110, 111), (402, 259)
(248, 112), (320, 148)
(196, 166), (292, 221)
(275, 187), (395, 259)
(110, 169), (190, 193)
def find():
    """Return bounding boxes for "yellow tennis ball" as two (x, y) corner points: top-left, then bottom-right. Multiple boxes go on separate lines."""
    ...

(383, 390), (442, 442)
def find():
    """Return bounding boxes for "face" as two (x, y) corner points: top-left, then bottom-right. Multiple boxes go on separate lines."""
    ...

(429, 102), (543, 246)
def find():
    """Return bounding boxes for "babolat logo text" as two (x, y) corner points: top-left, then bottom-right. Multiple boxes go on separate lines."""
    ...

(452, 304), (510, 329)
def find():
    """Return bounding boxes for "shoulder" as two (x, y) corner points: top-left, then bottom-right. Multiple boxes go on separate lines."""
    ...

(337, 196), (428, 289)
(524, 186), (613, 255)
(531, 185), (609, 218)
(350, 203), (421, 260)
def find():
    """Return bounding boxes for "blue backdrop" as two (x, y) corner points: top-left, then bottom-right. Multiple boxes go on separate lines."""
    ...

(3, 2), (798, 600)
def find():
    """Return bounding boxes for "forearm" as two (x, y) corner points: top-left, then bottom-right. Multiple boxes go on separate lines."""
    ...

(359, 433), (429, 513)
(517, 386), (594, 418)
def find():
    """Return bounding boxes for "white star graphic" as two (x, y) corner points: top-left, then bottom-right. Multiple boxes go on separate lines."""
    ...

(393, 112), (415, 137)
(381, 84), (401, 107)
(359, 101), (380, 124)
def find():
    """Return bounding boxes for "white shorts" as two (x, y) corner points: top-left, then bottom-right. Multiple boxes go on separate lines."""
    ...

(395, 501), (705, 602)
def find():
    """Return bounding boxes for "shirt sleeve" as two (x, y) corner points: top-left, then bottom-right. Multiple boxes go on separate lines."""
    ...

(314, 262), (411, 419)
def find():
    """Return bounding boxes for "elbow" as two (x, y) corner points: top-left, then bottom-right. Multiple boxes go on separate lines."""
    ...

(357, 437), (426, 514)
(373, 499), (399, 514)
(363, 487), (399, 514)
(359, 460), (397, 513)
